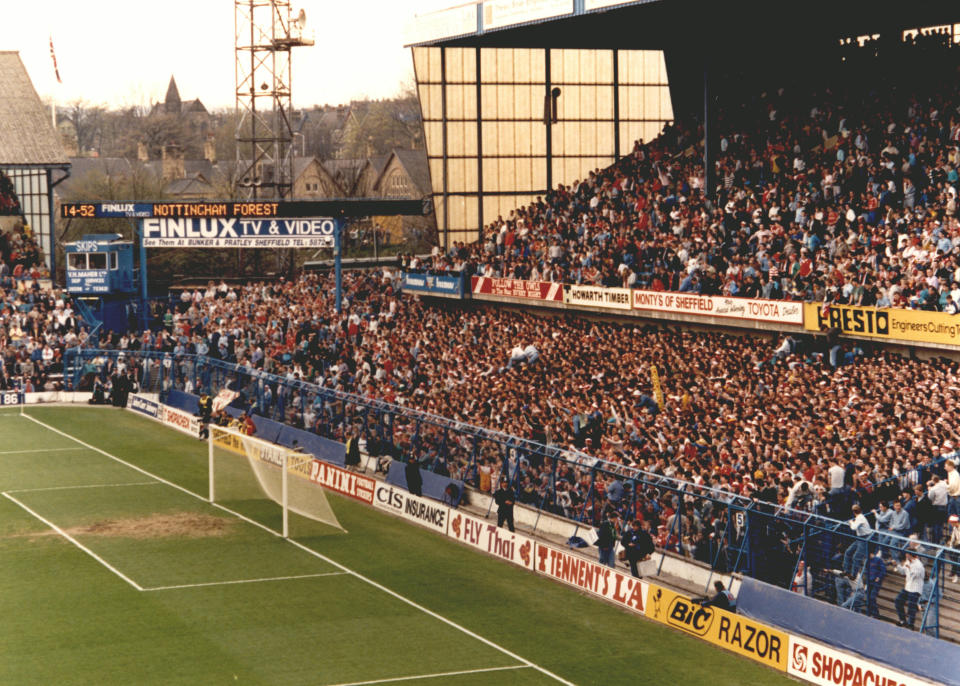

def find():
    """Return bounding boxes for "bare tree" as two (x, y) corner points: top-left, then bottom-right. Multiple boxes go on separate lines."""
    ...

(59, 100), (105, 155)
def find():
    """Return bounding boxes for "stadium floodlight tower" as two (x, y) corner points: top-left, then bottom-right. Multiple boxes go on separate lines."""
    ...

(234, 1), (313, 200)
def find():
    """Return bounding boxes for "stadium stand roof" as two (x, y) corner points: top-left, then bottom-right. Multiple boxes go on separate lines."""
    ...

(0, 51), (68, 166)
(406, 0), (960, 49)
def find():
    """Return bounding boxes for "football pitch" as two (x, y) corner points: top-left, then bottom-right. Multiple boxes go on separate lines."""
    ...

(0, 406), (793, 685)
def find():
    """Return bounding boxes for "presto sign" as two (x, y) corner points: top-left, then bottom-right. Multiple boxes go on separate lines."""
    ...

(141, 217), (336, 248)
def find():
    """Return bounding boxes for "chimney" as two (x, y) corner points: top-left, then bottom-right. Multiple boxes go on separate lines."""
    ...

(161, 144), (185, 182)
(137, 141), (149, 162)
(204, 134), (216, 163)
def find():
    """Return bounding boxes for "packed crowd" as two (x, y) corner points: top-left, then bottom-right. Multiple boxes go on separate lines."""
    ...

(96, 271), (959, 546)
(0, 222), (80, 391)
(414, 55), (960, 314)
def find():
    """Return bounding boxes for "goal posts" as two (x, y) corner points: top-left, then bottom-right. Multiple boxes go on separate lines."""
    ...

(208, 425), (344, 537)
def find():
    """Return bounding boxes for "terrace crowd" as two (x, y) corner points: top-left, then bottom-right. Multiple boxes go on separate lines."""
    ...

(98, 272), (960, 557)
(0, 226), (78, 392)
(414, 50), (960, 314)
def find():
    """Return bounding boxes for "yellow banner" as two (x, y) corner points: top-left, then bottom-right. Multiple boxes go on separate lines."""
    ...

(211, 427), (313, 480)
(804, 303), (960, 347)
(646, 584), (788, 671)
(650, 365), (664, 410)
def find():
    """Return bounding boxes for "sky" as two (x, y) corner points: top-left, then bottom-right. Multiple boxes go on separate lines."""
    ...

(2, 0), (456, 111)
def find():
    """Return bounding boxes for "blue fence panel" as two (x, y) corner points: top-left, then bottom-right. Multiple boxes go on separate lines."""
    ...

(386, 460), (463, 506)
(737, 577), (960, 685)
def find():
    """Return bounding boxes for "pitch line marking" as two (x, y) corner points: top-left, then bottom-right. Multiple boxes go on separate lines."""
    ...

(323, 664), (531, 686)
(6, 481), (159, 494)
(23, 411), (576, 686)
(0, 447), (86, 455)
(143, 571), (348, 591)
(1, 491), (144, 591)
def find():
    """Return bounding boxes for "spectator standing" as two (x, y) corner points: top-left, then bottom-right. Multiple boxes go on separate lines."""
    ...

(865, 551), (886, 619)
(843, 504), (870, 575)
(894, 552), (925, 630)
(596, 512), (618, 568)
(405, 457), (423, 497)
(494, 477), (515, 532)
(928, 476), (948, 544)
(889, 499), (912, 541)
(946, 460), (960, 518)
(791, 560), (812, 595)
(622, 519), (655, 578)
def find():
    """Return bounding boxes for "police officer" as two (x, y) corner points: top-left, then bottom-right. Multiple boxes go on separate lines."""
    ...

(622, 519), (655, 578)
(494, 477), (515, 532)
(344, 427), (362, 472)
(197, 392), (213, 439)
(597, 512), (618, 568)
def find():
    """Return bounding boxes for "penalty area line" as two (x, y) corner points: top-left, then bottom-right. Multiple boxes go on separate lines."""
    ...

(0, 447), (88, 455)
(21, 411), (574, 686)
(143, 571), (348, 591)
(1, 491), (144, 591)
(6, 481), (159, 494)
(323, 664), (531, 686)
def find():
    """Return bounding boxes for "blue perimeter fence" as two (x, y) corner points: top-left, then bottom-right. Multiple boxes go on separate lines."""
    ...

(64, 348), (958, 638)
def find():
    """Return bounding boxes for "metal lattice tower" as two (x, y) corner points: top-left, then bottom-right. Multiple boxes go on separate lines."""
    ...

(234, 0), (313, 199)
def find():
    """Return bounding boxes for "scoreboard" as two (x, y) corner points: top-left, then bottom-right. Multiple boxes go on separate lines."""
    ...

(0, 390), (24, 405)
(60, 198), (431, 219)
(62, 202), (284, 219)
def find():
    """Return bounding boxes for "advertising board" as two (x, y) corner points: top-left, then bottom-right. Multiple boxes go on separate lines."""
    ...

(160, 404), (201, 437)
(307, 460), (375, 505)
(401, 272), (465, 297)
(804, 303), (960, 347)
(471, 276), (563, 302)
(141, 217), (335, 249)
(448, 510), (535, 569)
(66, 269), (110, 294)
(646, 584), (788, 672)
(563, 284), (632, 310)
(632, 290), (803, 325)
(373, 483), (450, 535)
(128, 394), (159, 419)
(787, 635), (931, 686)
(535, 544), (647, 614)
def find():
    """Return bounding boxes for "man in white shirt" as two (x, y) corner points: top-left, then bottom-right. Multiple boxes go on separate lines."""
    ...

(928, 476), (949, 543)
(843, 504), (871, 576)
(894, 552), (925, 630)
(946, 460), (960, 518)
(828, 457), (846, 494)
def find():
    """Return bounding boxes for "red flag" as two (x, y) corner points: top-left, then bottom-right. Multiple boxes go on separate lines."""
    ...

(49, 35), (62, 84)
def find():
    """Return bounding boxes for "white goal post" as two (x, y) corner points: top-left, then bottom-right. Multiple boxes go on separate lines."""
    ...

(208, 425), (344, 537)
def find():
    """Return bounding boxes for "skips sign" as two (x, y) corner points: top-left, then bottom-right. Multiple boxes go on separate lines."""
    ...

(140, 217), (337, 248)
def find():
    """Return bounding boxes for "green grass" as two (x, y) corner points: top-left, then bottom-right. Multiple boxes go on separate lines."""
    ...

(0, 406), (794, 685)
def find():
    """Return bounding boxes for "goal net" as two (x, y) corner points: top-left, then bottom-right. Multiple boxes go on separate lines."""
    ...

(208, 425), (344, 538)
